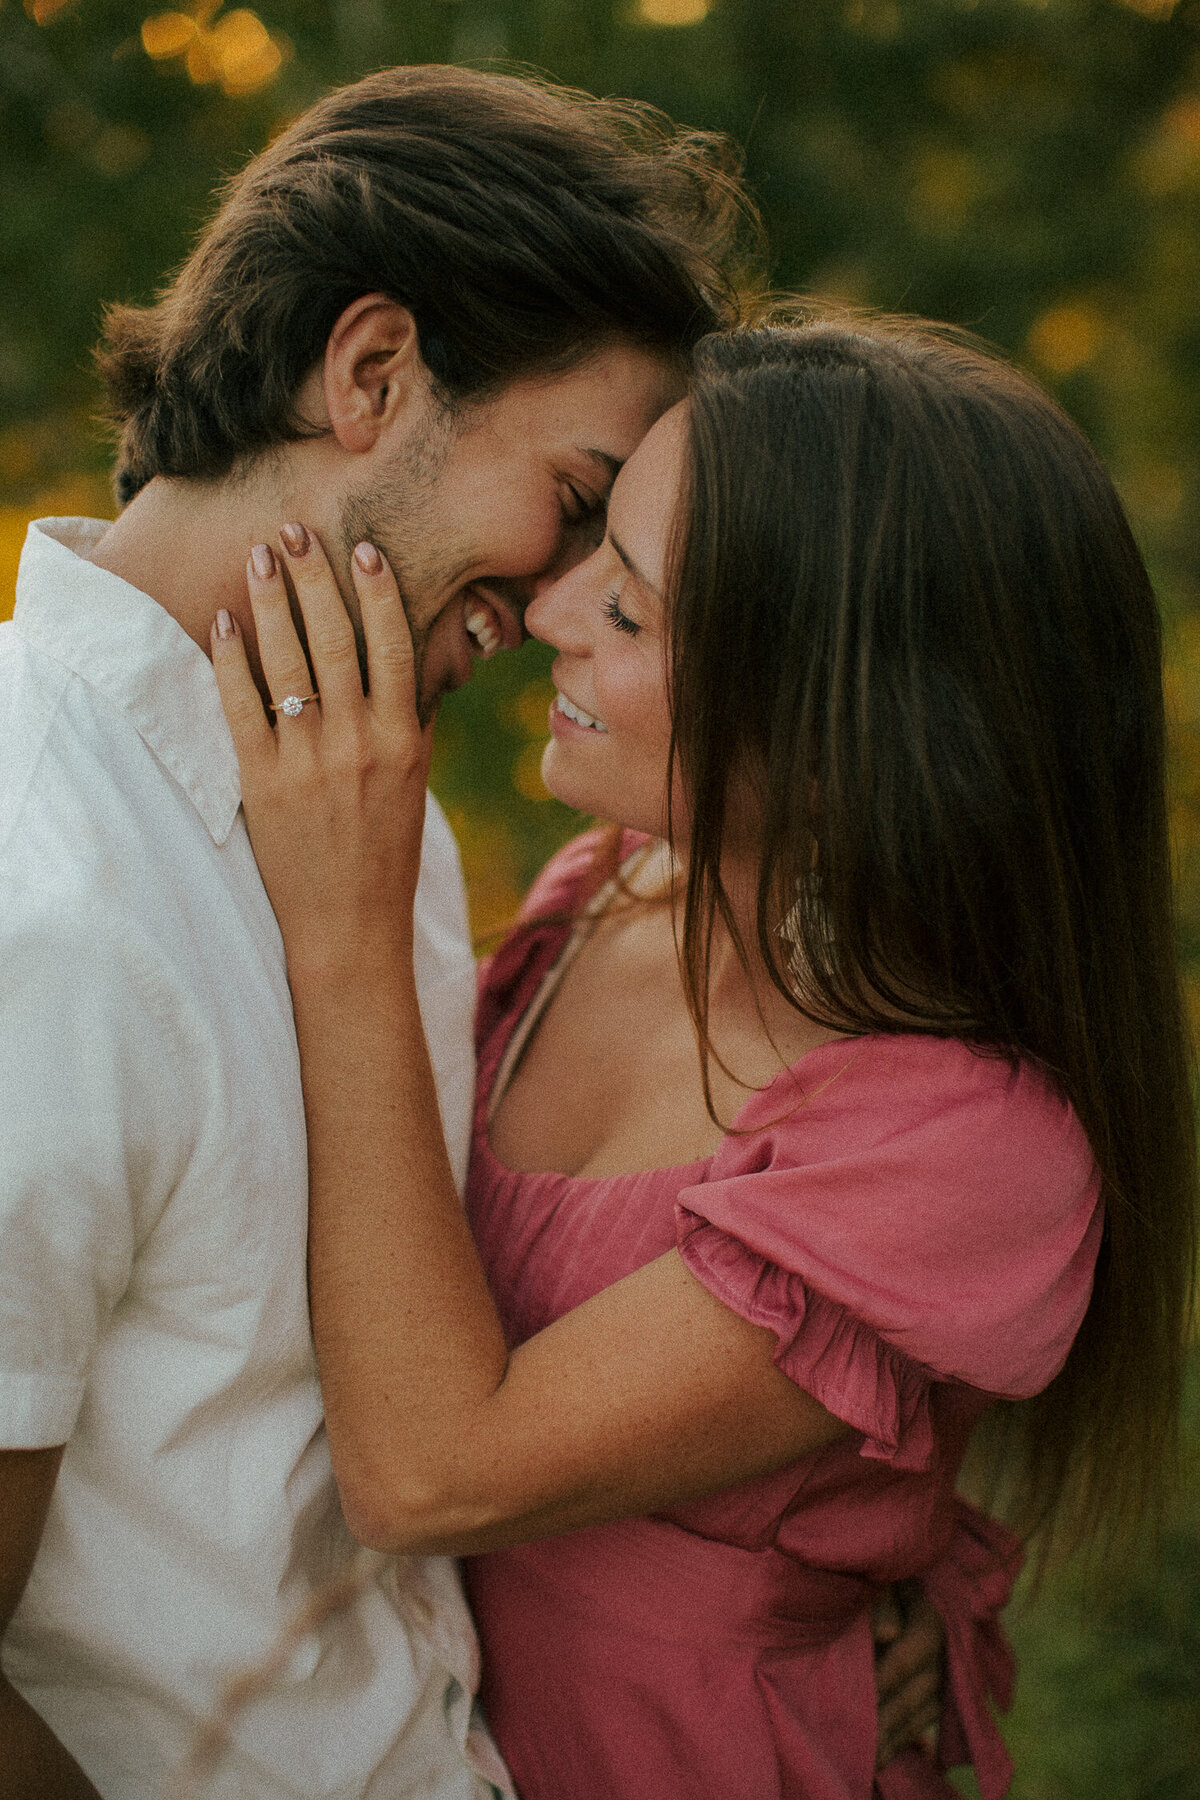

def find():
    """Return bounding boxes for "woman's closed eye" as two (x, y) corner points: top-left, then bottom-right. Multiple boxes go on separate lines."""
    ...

(603, 588), (640, 636)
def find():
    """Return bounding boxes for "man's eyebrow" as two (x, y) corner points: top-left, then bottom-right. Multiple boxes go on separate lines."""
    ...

(610, 529), (659, 595)
(577, 447), (623, 488)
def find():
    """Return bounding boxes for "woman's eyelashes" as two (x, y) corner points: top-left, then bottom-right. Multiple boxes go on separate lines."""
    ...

(603, 589), (640, 636)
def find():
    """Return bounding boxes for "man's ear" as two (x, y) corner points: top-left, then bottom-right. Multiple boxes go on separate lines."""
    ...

(320, 296), (427, 454)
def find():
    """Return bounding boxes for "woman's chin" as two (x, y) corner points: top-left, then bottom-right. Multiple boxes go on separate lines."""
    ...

(538, 742), (675, 843)
(538, 743), (598, 816)
(539, 745), (604, 814)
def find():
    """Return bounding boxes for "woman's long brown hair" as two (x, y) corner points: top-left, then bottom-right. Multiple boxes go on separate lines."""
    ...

(666, 317), (1196, 1566)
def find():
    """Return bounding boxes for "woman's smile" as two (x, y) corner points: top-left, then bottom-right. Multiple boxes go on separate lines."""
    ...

(550, 690), (608, 733)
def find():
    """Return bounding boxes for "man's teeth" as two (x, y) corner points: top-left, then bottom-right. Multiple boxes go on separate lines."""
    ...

(465, 604), (501, 659)
(556, 693), (607, 732)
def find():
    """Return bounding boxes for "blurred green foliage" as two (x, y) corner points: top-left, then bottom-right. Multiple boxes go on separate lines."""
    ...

(2, 1), (1199, 1790)
(5, 0), (1200, 933)
(954, 1353), (1200, 1798)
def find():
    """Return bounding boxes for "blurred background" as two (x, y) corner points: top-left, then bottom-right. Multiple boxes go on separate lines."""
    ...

(1, 0), (1197, 1790)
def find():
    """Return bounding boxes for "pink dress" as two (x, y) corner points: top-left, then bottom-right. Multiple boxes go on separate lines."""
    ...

(464, 833), (1103, 1800)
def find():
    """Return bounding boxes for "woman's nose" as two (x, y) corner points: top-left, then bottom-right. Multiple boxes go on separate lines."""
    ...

(525, 559), (594, 653)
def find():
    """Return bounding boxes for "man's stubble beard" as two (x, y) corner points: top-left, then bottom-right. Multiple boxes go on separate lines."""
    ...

(339, 399), (464, 728)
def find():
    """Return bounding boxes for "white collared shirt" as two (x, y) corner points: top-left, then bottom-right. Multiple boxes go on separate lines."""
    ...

(0, 520), (509, 1800)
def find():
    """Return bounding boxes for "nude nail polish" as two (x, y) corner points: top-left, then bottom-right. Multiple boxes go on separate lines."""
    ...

(251, 544), (275, 581)
(280, 522), (310, 556)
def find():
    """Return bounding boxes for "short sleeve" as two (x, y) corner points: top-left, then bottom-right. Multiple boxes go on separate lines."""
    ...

(675, 1035), (1102, 1471)
(0, 904), (198, 1448)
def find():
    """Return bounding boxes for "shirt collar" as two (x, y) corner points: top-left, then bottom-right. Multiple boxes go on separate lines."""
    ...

(12, 518), (242, 845)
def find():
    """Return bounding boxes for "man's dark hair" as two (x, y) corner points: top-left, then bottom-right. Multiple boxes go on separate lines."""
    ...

(98, 65), (758, 504)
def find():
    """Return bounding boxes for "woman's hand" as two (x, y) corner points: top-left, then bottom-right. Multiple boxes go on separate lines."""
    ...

(211, 526), (431, 979)
(209, 529), (848, 1568)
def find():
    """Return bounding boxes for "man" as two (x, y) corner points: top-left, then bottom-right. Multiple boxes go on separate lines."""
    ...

(0, 64), (939, 1799)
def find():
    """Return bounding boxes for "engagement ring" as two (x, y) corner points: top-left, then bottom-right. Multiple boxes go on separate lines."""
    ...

(271, 693), (319, 718)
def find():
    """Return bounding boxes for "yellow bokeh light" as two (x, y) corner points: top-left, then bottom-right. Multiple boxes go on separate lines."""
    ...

(92, 124), (153, 178)
(1115, 0), (1179, 17)
(224, 41), (283, 97)
(1164, 97), (1200, 148)
(1165, 616), (1200, 727)
(844, 0), (901, 37)
(185, 34), (219, 83)
(142, 4), (285, 98)
(907, 146), (981, 231)
(141, 11), (198, 58)
(24, 0), (76, 22)
(1026, 303), (1104, 377)
(446, 814), (522, 944)
(210, 9), (278, 93)
(635, 0), (710, 26)
(1, 477), (114, 626)
(1119, 461), (1186, 528)
(508, 679), (556, 740)
(512, 741), (553, 803)
(1134, 97), (1200, 196)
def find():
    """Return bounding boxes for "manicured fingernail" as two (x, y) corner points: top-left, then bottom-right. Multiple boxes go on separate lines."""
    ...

(215, 608), (236, 640)
(250, 543), (275, 581)
(280, 522), (310, 556)
(353, 540), (383, 575)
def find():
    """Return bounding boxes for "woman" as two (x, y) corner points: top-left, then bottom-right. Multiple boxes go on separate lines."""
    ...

(212, 318), (1195, 1800)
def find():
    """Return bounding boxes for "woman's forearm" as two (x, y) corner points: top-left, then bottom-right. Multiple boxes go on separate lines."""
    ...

(214, 531), (846, 1559)
(293, 943), (510, 1546)
(295, 944), (847, 1554)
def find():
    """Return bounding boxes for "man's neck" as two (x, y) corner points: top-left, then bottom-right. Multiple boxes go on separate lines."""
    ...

(86, 467), (332, 690)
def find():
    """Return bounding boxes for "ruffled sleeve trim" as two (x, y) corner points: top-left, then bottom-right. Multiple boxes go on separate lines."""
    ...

(676, 1207), (938, 1473)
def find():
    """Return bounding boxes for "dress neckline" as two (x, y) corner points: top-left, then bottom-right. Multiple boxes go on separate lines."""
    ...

(479, 869), (868, 1187)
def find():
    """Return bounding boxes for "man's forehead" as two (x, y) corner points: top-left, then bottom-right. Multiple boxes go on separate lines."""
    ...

(513, 347), (682, 460)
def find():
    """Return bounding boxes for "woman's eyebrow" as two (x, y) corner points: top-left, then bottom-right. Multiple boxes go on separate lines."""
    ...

(609, 529), (660, 596)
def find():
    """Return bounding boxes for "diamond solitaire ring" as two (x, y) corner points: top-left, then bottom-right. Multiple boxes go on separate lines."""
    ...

(270, 693), (319, 718)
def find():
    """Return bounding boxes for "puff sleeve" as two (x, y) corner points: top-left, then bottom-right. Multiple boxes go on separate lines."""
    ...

(675, 1034), (1102, 1472)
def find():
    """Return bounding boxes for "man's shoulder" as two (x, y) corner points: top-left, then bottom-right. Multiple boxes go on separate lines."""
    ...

(0, 636), (163, 965)
(0, 620), (76, 865)
(0, 619), (180, 886)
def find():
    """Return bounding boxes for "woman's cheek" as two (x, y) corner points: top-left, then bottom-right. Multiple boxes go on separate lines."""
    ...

(604, 672), (677, 834)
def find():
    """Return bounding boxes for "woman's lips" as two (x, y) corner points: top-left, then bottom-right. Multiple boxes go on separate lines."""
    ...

(550, 691), (608, 734)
